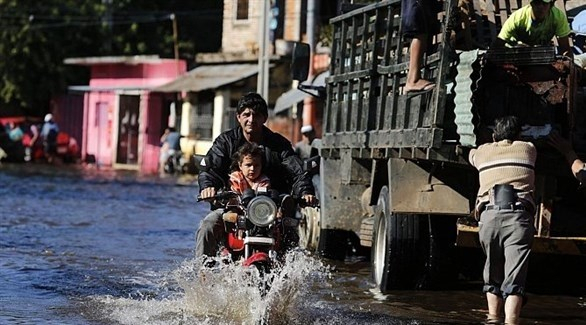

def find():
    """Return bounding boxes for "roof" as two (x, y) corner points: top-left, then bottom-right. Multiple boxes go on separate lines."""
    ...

(67, 85), (154, 92)
(64, 55), (165, 66)
(152, 64), (260, 92)
(274, 71), (329, 114)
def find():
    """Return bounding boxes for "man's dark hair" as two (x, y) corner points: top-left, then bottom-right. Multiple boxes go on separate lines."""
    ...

(493, 116), (521, 141)
(237, 92), (268, 117)
(230, 142), (264, 172)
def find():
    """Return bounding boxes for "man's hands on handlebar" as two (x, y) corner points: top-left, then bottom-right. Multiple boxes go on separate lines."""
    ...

(302, 194), (318, 207)
(200, 187), (318, 207)
(199, 187), (217, 200)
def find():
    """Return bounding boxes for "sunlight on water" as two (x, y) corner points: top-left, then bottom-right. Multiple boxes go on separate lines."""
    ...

(95, 250), (329, 325)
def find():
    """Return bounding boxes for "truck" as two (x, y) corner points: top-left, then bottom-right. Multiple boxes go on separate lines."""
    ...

(293, 0), (586, 292)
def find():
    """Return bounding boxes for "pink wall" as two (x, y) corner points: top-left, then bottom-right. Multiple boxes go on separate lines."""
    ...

(141, 93), (166, 174)
(79, 59), (185, 173)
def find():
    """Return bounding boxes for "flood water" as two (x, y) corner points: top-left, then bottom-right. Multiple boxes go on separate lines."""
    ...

(1, 163), (584, 324)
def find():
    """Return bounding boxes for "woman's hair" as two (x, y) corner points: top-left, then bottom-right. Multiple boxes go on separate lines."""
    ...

(230, 142), (264, 172)
(493, 115), (521, 141)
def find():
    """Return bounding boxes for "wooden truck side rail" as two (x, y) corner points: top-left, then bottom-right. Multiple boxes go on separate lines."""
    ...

(323, 0), (453, 157)
(321, 0), (575, 159)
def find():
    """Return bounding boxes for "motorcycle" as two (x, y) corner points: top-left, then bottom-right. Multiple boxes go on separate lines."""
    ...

(197, 188), (301, 274)
(163, 149), (184, 174)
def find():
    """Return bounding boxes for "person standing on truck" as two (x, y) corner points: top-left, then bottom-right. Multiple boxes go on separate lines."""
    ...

(491, 0), (572, 56)
(196, 92), (317, 259)
(469, 116), (536, 325)
(401, 0), (441, 93)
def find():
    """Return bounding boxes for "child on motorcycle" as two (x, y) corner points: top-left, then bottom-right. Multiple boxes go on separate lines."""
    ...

(229, 142), (271, 193)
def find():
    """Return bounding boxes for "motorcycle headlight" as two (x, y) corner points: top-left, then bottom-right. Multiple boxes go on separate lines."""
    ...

(247, 196), (277, 227)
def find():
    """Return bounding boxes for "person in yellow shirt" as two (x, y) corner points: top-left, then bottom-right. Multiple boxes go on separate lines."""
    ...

(492, 0), (572, 56)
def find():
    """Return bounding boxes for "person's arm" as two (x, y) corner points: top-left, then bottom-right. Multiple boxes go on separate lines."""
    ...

(30, 125), (39, 144)
(557, 35), (573, 58)
(490, 37), (507, 49)
(280, 144), (318, 205)
(198, 133), (232, 197)
(548, 131), (585, 180)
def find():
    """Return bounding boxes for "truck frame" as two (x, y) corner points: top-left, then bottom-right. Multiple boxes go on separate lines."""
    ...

(294, 0), (586, 292)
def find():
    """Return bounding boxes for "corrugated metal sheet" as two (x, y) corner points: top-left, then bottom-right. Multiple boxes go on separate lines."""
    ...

(454, 50), (482, 147)
(152, 64), (259, 92)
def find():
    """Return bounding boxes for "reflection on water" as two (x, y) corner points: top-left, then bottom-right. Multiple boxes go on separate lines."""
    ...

(1, 163), (584, 324)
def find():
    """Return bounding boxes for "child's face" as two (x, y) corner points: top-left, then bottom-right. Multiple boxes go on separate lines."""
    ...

(239, 154), (262, 182)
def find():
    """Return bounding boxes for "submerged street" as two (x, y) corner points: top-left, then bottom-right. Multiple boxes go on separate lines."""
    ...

(0, 164), (584, 324)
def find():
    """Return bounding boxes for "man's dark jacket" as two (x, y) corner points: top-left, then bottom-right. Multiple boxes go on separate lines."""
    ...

(198, 126), (315, 197)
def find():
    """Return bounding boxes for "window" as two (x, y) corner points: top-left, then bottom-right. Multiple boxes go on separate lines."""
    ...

(236, 0), (249, 20)
(190, 92), (214, 141)
(223, 106), (237, 131)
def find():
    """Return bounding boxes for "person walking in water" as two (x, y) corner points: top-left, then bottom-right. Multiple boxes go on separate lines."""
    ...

(469, 116), (536, 325)
(41, 114), (59, 163)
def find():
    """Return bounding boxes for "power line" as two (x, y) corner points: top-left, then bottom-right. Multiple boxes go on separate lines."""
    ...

(0, 11), (223, 31)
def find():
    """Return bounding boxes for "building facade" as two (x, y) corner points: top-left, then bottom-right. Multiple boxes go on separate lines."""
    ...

(65, 56), (186, 173)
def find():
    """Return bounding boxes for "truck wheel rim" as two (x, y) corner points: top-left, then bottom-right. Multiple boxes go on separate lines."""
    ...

(374, 215), (386, 286)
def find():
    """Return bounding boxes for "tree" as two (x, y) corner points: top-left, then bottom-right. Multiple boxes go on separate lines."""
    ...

(0, 0), (222, 117)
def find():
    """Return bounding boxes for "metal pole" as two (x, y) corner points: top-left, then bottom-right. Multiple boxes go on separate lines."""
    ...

(263, 0), (270, 101)
(303, 0), (318, 126)
(170, 13), (179, 74)
(257, 1), (270, 99)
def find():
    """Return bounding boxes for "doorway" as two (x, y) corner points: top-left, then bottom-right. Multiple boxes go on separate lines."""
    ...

(116, 95), (140, 165)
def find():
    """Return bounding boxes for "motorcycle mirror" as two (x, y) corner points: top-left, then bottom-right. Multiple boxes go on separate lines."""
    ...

(303, 156), (320, 174)
(292, 42), (310, 82)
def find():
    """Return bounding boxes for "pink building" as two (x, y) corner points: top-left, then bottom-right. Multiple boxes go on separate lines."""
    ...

(65, 56), (186, 173)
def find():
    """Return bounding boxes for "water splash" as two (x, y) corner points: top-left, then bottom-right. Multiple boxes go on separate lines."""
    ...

(94, 249), (329, 325)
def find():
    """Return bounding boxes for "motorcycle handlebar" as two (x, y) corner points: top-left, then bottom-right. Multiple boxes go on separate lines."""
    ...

(196, 189), (239, 202)
(196, 189), (319, 208)
(292, 195), (320, 208)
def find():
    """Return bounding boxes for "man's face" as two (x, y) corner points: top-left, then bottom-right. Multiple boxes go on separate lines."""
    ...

(531, 0), (552, 21)
(237, 108), (267, 136)
(239, 154), (262, 183)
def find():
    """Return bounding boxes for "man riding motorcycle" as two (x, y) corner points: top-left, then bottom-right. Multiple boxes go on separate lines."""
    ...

(196, 92), (317, 259)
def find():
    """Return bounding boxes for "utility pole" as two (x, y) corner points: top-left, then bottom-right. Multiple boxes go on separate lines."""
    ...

(257, 1), (270, 100)
(102, 0), (113, 53)
(170, 13), (181, 129)
(170, 13), (179, 75)
(303, 0), (319, 127)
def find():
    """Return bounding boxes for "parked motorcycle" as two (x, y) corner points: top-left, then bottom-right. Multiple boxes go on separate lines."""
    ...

(197, 188), (301, 274)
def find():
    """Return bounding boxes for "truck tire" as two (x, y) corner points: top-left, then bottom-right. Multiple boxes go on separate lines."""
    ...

(371, 186), (458, 291)
(371, 186), (422, 291)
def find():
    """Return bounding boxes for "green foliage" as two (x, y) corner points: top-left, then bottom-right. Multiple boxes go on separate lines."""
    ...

(0, 0), (222, 117)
